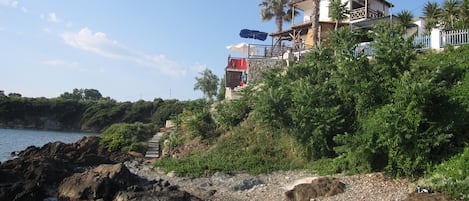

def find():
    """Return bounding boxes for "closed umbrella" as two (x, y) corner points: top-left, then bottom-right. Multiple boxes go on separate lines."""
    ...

(239, 29), (268, 41)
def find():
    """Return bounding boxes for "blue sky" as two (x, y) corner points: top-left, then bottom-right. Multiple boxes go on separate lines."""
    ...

(0, 0), (443, 101)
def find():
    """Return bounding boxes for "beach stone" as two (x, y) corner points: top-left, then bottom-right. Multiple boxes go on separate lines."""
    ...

(285, 177), (346, 201)
(405, 192), (452, 201)
(231, 177), (264, 191)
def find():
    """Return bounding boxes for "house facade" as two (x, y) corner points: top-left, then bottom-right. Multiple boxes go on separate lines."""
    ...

(270, 0), (394, 50)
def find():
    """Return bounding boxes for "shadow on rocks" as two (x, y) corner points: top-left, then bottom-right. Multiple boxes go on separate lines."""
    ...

(58, 163), (201, 201)
(0, 136), (139, 201)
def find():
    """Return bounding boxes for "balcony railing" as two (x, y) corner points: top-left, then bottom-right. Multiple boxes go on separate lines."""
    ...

(441, 29), (469, 47)
(413, 35), (431, 49)
(350, 7), (384, 21)
(247, 44), (290, 58)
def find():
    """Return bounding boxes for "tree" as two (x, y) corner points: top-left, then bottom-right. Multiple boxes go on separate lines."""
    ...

(194, 68), (219, 101)
(311, 0), (321, 47)
(217, 76), (226, 101)
(395, 10), (415, 30)
(423, 1), (441, 30)
(442, 0), (461, 30)
(259, 0), (295, 33)
(83, 89), (102, 101)
(329, 0), (349, 30)
(458, 0), (469, 28)
(8, 93), (22, 98)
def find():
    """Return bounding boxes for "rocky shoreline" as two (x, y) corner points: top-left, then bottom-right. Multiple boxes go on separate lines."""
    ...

(0, 137), (453, 201)
(0, 136), (200, 201)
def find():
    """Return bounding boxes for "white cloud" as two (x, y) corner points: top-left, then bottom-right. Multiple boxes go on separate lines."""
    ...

(10, 1), (17, 8)
(0, 0), (27, 12)
(61, 27), (188, 78)
(47, 12), (59, 23)
(0, 0), (22, 9)
(0, 0), (11, 6)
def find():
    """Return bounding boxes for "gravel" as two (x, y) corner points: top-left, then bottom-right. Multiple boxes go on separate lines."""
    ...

(125, 160), (415, 201)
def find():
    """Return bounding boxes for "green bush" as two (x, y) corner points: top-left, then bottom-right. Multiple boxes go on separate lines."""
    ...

(99, 122), (155, 153)
(182, 109), (216, 139)
(159, 130), (184, 152)
(422, 146), (469, 200)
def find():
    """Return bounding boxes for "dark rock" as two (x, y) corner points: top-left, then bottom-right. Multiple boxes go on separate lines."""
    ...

(57, 163), (201, 201)
(405, 192), (452, 201)
(285, 177), (346, 201)
(114, 190), (202, 201)
(0, 136), (138, 201)
(57, 163), (137, 200)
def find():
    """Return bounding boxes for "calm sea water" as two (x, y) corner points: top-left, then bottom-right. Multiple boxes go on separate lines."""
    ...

(0, 128), (97, 162)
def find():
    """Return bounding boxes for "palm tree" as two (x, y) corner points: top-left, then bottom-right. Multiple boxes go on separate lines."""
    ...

(329, 0), (349, 30)
(259, 0), (295, 32)
(442, 0), (461, 30)
(423, 1), (441, 30)
(395, 10), (415, 30)
(459, 0), (469, 28)
(311, 0), (321, 47)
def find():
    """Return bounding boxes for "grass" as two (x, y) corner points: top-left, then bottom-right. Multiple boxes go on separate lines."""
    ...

(154, 122), (304, 177)
(419, 146), (469, 200)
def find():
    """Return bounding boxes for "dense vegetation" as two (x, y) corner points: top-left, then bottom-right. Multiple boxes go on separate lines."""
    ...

(155, 23), (469, 200)
(100, 122), (155, 153)
(0, 89), (184, 132)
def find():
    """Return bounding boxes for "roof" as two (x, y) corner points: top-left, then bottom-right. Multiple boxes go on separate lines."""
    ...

(270, 21), (346, 38)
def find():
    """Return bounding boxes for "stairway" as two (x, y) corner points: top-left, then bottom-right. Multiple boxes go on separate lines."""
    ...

(144, 132), (163, 158)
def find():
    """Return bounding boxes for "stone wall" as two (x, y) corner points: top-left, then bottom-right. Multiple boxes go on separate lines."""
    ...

(247, 58), (284, 84)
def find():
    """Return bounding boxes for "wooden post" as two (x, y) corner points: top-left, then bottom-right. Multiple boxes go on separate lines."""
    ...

(365, 0), (368, 19)
(292, 5), (295, 26)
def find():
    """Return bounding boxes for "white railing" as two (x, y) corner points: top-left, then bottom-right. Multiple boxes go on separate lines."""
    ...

(440, 29), (469, 47)
(413, 35), (431, 49)
(354, 42), (375, 57)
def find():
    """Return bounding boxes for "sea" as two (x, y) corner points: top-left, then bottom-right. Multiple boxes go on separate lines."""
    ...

(0, 128), (97, 162)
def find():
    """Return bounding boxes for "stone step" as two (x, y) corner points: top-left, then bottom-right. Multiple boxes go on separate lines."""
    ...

(144, 132), (165, 159)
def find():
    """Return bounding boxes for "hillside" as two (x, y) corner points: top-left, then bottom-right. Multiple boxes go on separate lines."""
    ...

(154, 26), (469, 200)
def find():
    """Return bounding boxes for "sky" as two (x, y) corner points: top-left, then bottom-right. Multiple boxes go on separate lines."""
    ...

(0, 0), (444, 102)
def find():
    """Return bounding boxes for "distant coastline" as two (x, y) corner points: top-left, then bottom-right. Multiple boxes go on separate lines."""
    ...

(0, 120), (87, 133)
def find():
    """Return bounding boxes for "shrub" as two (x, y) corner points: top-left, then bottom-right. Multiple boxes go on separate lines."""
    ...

(99, 122), (155, 153)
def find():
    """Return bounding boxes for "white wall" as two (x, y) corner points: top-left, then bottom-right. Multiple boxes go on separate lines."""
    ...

(300, 0), (350, 23)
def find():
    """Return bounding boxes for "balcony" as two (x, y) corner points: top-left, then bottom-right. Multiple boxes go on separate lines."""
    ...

(350, 7), (384, 21)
